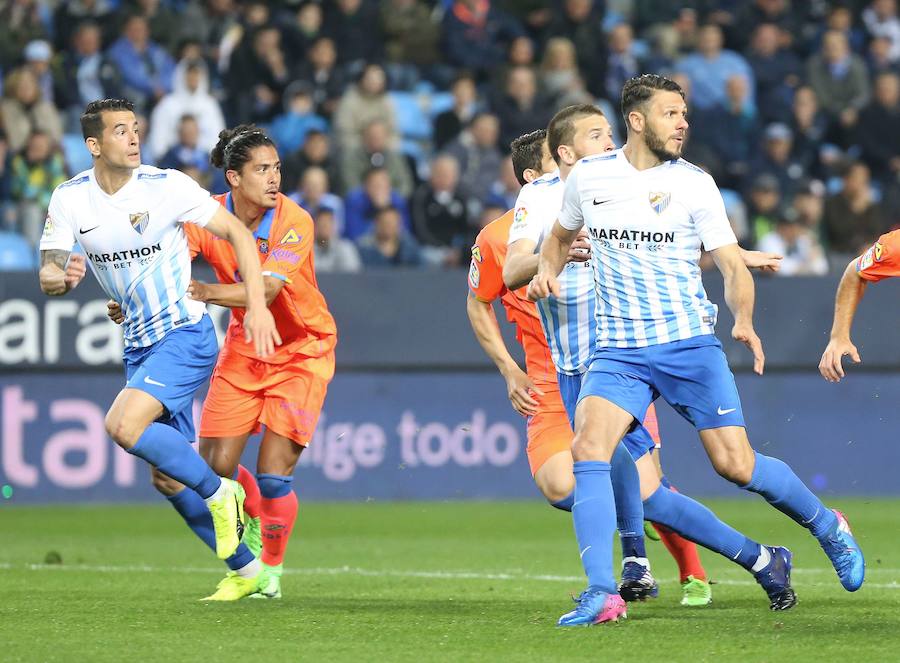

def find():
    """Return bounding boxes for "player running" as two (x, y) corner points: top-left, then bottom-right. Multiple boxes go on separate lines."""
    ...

(819, 230), (900, 381)
(110, 125), (337, 601)
(38, 99), (279, 568)
(528, 75), (865, 626)
(496, 112), (801, 621)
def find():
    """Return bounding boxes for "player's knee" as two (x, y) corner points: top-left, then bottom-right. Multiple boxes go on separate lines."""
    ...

(712, 451), (754, 486)
(105, 411), (141, 448)
(536, 473), (574, 504)
(571, 433), (612, 462)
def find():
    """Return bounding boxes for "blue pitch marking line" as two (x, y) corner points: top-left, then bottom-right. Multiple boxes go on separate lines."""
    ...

(0, 563), (897, 589)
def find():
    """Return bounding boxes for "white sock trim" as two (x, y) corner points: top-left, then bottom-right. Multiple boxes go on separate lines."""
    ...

(205, 479), (226, 504)
(235, 557), (261, 579)
(623, 556), (651, 570)
(751, 546), (772, 573)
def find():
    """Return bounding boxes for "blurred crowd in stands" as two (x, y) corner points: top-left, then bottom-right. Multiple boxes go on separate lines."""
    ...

(1, 0), (899, 277)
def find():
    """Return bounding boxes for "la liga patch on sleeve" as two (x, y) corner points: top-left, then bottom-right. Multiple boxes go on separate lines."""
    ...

(858, 245), (876, 271)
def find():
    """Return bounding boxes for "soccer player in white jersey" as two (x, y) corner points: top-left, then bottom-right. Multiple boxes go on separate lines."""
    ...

(504, 106), (807, 619)
(529, 75), (865, 626)
(39, 98), (281, 570)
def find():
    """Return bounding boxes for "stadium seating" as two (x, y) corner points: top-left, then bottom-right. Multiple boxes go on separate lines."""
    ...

(61, 133), (93, 175)
(0, 232), (38, 270)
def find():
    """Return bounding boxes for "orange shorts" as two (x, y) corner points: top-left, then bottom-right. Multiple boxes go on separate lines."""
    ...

(200, 345), (335, 446)
(525, 384), (573, 476)
(643, 402), (661, 448)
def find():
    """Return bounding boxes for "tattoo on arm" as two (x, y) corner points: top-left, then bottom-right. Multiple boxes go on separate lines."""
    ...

(40, 250), (70, 269)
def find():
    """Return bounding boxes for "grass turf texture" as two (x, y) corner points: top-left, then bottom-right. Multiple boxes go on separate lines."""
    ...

(1, 499), (898, 662)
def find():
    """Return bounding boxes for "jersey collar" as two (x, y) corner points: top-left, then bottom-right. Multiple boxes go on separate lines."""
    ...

(224, 192), (277, 241)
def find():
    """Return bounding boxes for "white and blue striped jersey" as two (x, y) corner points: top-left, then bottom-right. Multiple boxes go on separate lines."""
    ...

(508, 169), (596, 375)
(40, 165), (220, 349)
(558, 150), (737, 348)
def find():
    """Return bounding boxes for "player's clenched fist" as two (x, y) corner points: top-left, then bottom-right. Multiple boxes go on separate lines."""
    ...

(527, 272), (560, 301)
(819, 338), (860, 383)
(732, 322), (765, 375)
(244, 306), (282, 358)
(107, 300), (125, 324)
(64, 254), (87, 289)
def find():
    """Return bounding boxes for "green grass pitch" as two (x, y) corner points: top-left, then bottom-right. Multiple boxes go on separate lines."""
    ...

(1, 499), (899, 662)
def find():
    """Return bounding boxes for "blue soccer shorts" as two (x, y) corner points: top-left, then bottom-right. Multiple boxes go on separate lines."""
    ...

(123, 315), (219, 440)
(558, 370), (656, 460)
(578, 333), (745, 431)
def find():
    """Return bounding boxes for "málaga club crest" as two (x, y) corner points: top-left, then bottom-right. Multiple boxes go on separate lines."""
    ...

(130, 211), (149, 234)
(649, 192), (671, 215)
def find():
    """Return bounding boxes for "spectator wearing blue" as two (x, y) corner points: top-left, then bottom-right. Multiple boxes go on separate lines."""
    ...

(603, 24), (643, 107)
(268, 82), (328, 156)
(357, 205), (423, 268)
(746, 23), (802, 125)
(54, 22), (121, 131)
(746, 123), (806, 198)
(158, 115), (210, 175)
(313, 207), (362, 274)
(345, 167), (411, 241)
(22, 40), (56, 106)
(690, 74), (760, 190)
(443, 112), (503, 208)
(812, 5), (867, 57)
(806, 30), (871, 143)
(441, 0), (523, 81)
(106, 14), (175, 113)
(677, 23), (755, 113)
(290, 166), (346, 237)
(866, 34), (900, 76)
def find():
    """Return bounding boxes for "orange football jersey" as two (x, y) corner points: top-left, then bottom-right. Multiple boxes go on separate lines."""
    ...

(857, 230), (900, 282)
(186, 192), (337, 365)
(468, 210), (556, 385)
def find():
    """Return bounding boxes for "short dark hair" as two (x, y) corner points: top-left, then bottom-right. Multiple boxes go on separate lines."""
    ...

(510, 129), (547, 186)
(81, 98), (134, 140)
(374, 205), (399, 219)
(620, 74), (685, 127)
(210, 124), (276, 175)
(547, 104), (604, 165)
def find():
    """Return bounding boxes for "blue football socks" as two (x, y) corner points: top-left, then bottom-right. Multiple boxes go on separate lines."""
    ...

(128, 423), (221, 498)
(167, 487), (255, 570)
(610, 443), (646, 560)
(572, 461), (617, 593)
(742, 452), (838, 540)
(643, 484), (762, 570)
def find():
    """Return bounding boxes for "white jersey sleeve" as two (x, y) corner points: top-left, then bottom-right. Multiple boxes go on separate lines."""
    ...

(691, 173), (737, 252)
(39, 189), (77, 251)
(166, 169), (221, 228)
(557, 164), (584, 231)
(508, 171), (562, 245)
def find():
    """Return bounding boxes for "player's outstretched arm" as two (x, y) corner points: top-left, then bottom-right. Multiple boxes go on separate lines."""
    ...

(39, 250), (86, 296)
(527, 221), (578, 301)
(739, 247), (783, 273)
(466, 293), (543, 416)
(712, 243), (765, 375)
(203, 207), (281, 357)
(187, 277), (284, 308)
(819, 259), (866, 382)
